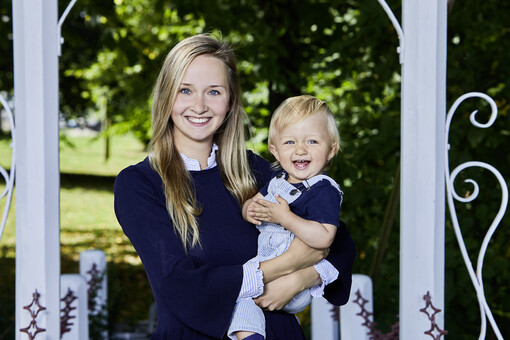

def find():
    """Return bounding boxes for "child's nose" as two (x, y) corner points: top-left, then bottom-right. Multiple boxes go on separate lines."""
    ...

(295, 143), (307, 154)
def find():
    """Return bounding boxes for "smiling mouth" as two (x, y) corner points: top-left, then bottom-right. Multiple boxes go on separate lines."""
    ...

(187, 116), (211, 124)
(293, 160), (310, 169)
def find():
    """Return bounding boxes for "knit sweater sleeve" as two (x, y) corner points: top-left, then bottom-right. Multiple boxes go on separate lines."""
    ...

(114, 163), (243, 338)
(323, 219), (356, 306)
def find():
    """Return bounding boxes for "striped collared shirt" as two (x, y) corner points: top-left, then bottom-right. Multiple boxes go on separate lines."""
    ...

(180, 143), (219, 171)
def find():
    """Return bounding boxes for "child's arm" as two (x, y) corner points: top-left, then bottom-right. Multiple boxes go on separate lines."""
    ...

(242, 192), (265, 225)
(249, 195), (337, 249)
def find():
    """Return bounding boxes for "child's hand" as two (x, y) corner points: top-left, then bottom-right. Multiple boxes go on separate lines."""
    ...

(250, 195), (291, 226)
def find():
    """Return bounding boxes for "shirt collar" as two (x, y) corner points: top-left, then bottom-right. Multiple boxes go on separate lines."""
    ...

(181, 143), (218, 171)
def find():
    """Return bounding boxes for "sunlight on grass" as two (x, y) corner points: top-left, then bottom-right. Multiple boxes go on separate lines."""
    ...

(60, 133), (147, 176)
(0, 132), (147, 177)
(0, 133), (146, 263)
(0, 184), (140, 264)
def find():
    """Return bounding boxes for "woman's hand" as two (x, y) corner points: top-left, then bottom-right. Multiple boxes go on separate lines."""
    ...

(254, 275), (297, 311)
(254, 267), (321, 311)
(254, 274), (300, 311)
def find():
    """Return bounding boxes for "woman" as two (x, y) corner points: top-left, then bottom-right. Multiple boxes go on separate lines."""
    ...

(114, 33), (355, 340)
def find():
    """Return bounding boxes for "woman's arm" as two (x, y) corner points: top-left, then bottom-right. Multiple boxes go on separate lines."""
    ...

(256, 225), (356, 310)
(258, 237), (328, 283)
(257, 222), (355, 308)
(323, 220), (356, 306)
(114, 163), (246, 338)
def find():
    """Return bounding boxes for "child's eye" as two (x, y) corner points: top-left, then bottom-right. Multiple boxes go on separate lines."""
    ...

(308, 140), (318, 144)
(284, 140), (295, 145)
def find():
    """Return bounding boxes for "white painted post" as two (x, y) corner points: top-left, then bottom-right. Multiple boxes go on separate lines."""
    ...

(13, 1), (60, 339)
(400, 0), (447, 338)
(340, 274), (373, 340)
(311, 274), (374, 340)
(311, 297), (338, 340)
(80, 249), (108, 339)
(60, 274), (89, 340)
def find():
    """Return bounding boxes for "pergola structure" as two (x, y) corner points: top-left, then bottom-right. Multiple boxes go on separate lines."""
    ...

(5, 0), (505, 339)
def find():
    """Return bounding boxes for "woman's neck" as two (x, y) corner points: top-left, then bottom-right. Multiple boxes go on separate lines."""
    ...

(177, 141), (214, 170)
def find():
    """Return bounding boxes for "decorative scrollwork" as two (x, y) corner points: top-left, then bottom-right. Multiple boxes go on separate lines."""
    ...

(445, 92), (506, 340)
(20, 290), (46, 340)
(352, 289), (399, 340)
(0, 93), (15, 241)
(86, 263), (104, 312)
(60, 287), (78, 337)
(420, 291), (448, 339)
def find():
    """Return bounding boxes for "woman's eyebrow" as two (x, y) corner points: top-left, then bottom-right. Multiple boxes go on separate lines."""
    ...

(180, 82), (226, 88)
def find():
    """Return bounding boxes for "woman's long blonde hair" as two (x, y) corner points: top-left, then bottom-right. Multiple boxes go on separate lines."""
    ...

(149, 34), (258, 251)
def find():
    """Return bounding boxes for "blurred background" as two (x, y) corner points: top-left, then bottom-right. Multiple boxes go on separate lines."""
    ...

(0, 0), (509, 338)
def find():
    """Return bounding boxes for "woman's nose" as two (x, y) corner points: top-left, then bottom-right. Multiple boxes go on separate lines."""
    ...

(191, 95), (207, 114)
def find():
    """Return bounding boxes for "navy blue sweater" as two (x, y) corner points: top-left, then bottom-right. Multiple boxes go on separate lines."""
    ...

(114, 152), (355, 339)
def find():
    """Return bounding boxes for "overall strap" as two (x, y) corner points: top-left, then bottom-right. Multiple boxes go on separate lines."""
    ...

(301, 174), (342, 193)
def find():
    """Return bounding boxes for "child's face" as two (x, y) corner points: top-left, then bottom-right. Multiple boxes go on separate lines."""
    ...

(269, 112), (336, 183)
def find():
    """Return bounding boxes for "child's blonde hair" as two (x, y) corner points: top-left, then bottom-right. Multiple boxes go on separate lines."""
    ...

(268, 95), (340, 169)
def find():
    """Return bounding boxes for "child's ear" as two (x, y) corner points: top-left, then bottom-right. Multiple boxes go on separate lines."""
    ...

(269, 144), (280, 161)
(327, 142), (339, 161)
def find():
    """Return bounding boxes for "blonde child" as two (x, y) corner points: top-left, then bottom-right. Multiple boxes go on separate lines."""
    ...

(229, 95), (344, 340)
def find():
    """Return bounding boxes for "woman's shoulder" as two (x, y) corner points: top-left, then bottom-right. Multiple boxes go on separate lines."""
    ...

(114, 157), (160, 193)
(117, 156), (153, 177)
(247, 149), (267, 165)
(247, 150), (272, 185)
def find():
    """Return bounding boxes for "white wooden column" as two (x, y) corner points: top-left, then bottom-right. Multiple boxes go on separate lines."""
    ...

(400, 0), (447, 338)
(13, 1), (61, 339)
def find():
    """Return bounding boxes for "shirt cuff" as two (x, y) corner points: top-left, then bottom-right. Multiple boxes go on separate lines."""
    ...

(310, 259), (339, 298)
(237, 257), (264, 301)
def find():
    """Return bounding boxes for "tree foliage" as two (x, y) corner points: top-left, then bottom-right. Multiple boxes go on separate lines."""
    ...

(1, 0), (509, 337)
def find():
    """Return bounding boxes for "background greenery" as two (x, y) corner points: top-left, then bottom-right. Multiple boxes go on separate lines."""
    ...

(1, 0), (509, 339)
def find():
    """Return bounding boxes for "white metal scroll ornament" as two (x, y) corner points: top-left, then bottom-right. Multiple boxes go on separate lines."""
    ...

(0, 93), (15, 240)
(445, 92), (506, 340)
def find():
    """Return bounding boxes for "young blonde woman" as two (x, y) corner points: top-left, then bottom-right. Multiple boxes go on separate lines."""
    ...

(114, 34), (355, 340)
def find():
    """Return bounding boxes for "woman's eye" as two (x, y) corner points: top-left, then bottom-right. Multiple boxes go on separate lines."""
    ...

(180, 88), (191, 95)
(209, 89), (220, 96)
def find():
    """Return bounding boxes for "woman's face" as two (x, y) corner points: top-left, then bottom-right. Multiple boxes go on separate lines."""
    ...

(171, 55), (230, 153)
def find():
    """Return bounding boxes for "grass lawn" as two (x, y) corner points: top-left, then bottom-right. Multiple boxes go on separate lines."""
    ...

(0, 130), (147, 177)
(0, 132), (147, 256)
